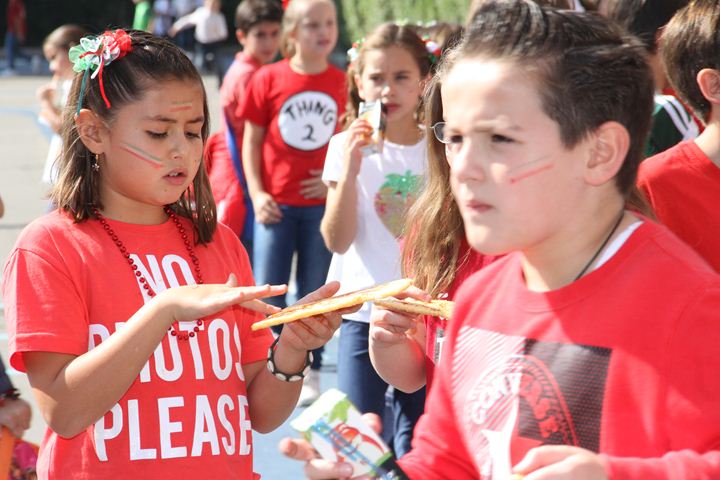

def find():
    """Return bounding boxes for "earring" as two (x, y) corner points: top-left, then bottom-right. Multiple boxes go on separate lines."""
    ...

(91, 153), (100, 172)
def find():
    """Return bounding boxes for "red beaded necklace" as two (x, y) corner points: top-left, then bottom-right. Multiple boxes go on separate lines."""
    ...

(93, 206), (204, 340)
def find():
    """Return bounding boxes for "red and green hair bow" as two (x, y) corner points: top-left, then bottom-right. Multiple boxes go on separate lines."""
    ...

(69, 29), (132, 115)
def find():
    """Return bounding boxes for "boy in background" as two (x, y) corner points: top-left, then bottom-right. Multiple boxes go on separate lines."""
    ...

(638, 0), (720, 272)
(209, 0), (283, 256)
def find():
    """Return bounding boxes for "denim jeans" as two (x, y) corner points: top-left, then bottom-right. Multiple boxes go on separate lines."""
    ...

(337, 320), (426, 457)
(253, 204), (331, 370)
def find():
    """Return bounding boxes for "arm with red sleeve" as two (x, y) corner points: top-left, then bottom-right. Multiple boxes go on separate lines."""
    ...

(397, 294), (479, 479)
(602, 283), (720, 479)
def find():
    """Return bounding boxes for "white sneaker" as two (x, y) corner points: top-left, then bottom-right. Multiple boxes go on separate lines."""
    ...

(297, 369), (320, 407)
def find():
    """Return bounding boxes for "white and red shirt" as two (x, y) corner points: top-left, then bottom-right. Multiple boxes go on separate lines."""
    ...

(400, 221), (720, 479)
(240, 59), (346, 206)
(3, 210), (272, 479)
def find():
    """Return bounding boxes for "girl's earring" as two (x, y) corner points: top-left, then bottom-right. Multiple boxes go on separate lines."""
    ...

(92, 153), (100, 172)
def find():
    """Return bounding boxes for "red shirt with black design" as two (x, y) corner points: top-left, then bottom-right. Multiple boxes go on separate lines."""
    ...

(638, 140), (720, 272)
(400, 221), (720, 479)
(3, 210), (272, 479)
(240, 59), (346, 206)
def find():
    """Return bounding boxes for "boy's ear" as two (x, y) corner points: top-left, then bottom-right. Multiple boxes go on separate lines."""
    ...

(236, 29), (247, 48)
(696, 68), (720, 106)
(75, 109), (107, 154)
(354, 73), (366, 102)
(584, 121), (629, 187)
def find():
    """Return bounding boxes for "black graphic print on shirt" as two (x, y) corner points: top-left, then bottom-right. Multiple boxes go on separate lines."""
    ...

(454, 328), (611, 479)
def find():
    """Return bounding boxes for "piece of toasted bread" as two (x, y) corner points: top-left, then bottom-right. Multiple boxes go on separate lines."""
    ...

(373, 297), (454, 319)
(251, 278), (413, 331)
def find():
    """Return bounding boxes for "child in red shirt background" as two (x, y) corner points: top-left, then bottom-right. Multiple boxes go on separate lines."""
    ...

(241, 0), (346, 403)
(207, 0), (283, 255)
(637, 0), (720, 272)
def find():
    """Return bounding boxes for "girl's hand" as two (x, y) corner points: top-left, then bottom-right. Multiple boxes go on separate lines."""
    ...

(342, 119), (373, 180)
(300, 169), (328, 199)
(279, 413), (382, 480)
(36, 83), (55, 104)
(276, 281), (356, 354)
(514, 446), (608, 480)
(0, 398), (32, 439)
(158, 273), (286, 326)
(252, 191), (283, 224)
(370, 286), (431, 347)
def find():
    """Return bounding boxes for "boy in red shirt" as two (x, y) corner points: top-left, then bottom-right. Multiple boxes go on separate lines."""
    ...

(208, 0), (283, 254)
(637, 0), (720, 272)
(397, 2), (720, 479)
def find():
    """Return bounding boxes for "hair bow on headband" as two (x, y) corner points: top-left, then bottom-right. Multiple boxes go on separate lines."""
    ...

(69, 29), (132, 114)
(423, 36), (442, 65)
(346, 38), (364, 64)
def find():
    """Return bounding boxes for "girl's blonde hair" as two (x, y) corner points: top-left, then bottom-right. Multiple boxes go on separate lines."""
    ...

(401, 50), (466, 296)
(280, 0), (335, 58)
(51, 30), (217, 244)
(43, 24), (89, 51)
(343, 22), (432, 129)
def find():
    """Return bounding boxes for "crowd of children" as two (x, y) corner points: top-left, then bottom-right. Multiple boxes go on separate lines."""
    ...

(2, 0), (720, 478)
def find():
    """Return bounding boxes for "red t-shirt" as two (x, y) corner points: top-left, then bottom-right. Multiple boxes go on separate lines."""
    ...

(400, 221), (720, 478)
(240, 59), (346, 206)
(423, 243), (501, 390)
(638, 140), (720, 272)
(2, 211), (273, 479)
(222, 52), (262, 141)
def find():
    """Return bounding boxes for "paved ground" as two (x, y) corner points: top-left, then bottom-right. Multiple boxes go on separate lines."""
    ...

(0, 70), (332, 478)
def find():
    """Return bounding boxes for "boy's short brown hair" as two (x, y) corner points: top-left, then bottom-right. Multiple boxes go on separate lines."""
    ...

(462, 0), (654, 195)
(661, 0), (720, 124)
(235, 0), (283, 33)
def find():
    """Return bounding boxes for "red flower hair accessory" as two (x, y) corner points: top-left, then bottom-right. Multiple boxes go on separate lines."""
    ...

(69, 29), (133, 113)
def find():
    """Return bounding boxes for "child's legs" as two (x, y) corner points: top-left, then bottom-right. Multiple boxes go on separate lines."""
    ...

(295, 204), (332, 369)
(5, 32), (17, 69)
(391, 386), (426, 458)
(252, 208), (297, 309)
(337, 320), (393, 445)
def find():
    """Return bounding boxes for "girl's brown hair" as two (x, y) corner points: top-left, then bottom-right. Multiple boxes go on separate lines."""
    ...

(401, 50), (466, 296)
(51, 30), (216, 244)
(343, 22), (432, 128)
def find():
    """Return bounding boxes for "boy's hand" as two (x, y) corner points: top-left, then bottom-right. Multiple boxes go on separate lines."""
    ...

(252, 191), (283, 224)
(158, 273), (285, 326)
(514, 446), (608, 480)
(370, 286), (431, 347)
(342, 118), (372, 179)
(300, 169), (328, 199)
(279, 412), (382, 479)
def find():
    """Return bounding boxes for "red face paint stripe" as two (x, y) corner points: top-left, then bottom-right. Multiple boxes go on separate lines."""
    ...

(120, 143), (164, 169)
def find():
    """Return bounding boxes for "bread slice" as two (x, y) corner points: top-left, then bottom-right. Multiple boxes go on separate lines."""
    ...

(251, 278), (413, 331)
(373, 297), (454, 319)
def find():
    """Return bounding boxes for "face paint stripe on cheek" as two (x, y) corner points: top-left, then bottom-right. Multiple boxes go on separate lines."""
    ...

(505, 154), (555, 185)
(120, 142), (164, 169)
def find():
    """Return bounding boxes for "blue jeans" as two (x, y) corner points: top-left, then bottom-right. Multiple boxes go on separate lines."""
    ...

(4, 32), (25, 69)
(253, 204), (331, 370)
(337, 320), (426, 457)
